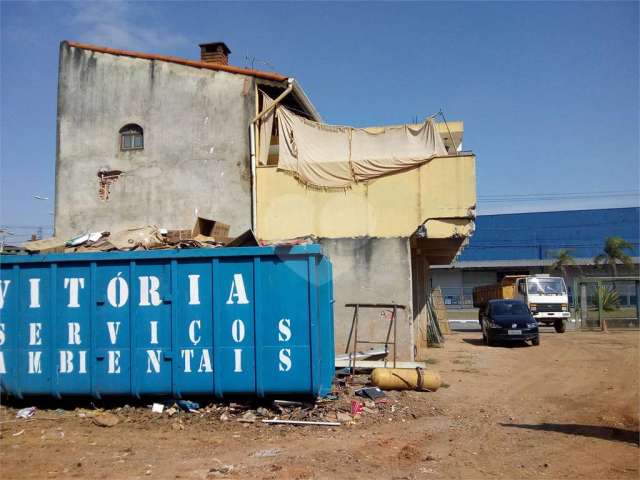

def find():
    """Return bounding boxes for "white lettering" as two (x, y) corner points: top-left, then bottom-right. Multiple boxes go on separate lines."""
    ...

(231, 319), (245, 343)
(198, 349), (213, 373)
(107, 273), (129, 308)
(0, 280), (10, 309)
(188, 274), (200, 305)
(108, 350), (121, 374)
(0, 352), (5, 374)
(29, 323), (42, 346)
(106, 322), (121, 345)
(59, 350), (73, 373)
(139, 276), (161, 307)
(0, 323), (5, 346)
(189, 320), (201, 345)
(149, 321), (158, 345)
(29, 278), (40, 308)
(278, 348), (292, 372)
(146, 349), (161, 373)
(278, 318), (292, 342)
(64, 277), (85, 308)
(28, 351), (42, 374)
(181, 349), (194, 373)
(233, 348), (243, 373)
(226, 274), (249, 305)
(68, 322), (81, 345)
(78, 350), (87, 374)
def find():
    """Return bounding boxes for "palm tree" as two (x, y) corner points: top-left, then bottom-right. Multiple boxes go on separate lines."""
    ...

(593, 236), (634, 277)
(594, 284), (620, 312)
(551, 248), (576, 279)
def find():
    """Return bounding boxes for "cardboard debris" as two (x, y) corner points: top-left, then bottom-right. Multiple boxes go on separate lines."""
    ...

(107, 226), (164, 250)
(260, 235), (317, 247)
(22, 216), (317, 256)
(23, 237), (67, 254)
(193, 234), (219, 244)
(164, 229), (193, 243)
(73, 237), (113, 252)
(193, 217), (230, 239)
(226, 229), (259, 247)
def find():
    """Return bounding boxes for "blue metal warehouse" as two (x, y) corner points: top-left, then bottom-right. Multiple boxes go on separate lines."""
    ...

(431, 207), (639, 310)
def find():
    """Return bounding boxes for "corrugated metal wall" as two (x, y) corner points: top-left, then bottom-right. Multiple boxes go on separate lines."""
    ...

(458, 207), (639, 262)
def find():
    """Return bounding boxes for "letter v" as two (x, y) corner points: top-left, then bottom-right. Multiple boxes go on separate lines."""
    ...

(107, 322), (121, 345)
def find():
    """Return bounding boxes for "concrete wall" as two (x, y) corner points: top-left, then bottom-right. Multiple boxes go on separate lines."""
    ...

(256, 154), (476, 241)
(319, 237), (415, 361)
(55, 43), (255, 238)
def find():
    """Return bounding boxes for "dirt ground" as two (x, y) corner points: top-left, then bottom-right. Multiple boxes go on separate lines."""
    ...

(1, 329), (638, 479)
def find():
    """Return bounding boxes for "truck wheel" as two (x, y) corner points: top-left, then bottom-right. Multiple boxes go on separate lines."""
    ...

(532, 336), (540, 346)
(554, 319), (566, 333)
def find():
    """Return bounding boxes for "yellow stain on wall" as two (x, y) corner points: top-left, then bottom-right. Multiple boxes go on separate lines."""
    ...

(257, 154), (476, 240)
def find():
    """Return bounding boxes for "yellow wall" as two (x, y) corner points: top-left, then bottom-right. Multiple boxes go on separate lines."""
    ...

(256, 154), (476, 240)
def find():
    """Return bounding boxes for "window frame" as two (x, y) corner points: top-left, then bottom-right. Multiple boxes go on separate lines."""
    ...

(119, 124), (144, 151)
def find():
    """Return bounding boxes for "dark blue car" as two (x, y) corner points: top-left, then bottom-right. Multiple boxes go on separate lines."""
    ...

(480, 299), (539, 346)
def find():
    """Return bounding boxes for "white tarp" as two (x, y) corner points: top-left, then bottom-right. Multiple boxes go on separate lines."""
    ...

(257, 94), (275, 166)
(275, 102), (448, 188)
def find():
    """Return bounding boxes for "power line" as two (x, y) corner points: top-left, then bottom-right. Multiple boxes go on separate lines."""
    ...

(479, 189), (638, 197)
(478, 189), (639, 202)
(0, 225), (53, 229)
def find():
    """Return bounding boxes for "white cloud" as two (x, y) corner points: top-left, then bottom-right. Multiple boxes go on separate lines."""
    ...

(70, 1), (188, 52)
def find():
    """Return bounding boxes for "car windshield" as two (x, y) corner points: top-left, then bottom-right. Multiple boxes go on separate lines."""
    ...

(491, 302), (530, 316)
(526, 277), (566, 295)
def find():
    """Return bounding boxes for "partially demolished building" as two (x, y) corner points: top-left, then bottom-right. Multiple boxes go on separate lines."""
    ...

(54, 41), (476, 361)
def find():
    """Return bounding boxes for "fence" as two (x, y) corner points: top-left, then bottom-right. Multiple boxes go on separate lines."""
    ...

(572, 277), (640, 330)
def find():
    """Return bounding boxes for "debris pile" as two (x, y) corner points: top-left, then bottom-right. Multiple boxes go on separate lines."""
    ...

(1, 377), (444, 436)
(20, 216), (318, 254)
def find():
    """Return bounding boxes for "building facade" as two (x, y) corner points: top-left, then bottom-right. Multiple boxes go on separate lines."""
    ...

(54, 41), (318, 238)
(431, 207), (640, 313)
(54, 41), (477, 360)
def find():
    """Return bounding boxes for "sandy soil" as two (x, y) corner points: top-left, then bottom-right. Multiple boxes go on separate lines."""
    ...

(1, 329), (638, 479)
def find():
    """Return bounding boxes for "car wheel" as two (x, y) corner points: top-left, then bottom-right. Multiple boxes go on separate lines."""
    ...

(554, 319), (566, 333)
(532, 336), (540, 346)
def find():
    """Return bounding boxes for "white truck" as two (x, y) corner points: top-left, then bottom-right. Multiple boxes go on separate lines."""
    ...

(473, 274), (570, 333)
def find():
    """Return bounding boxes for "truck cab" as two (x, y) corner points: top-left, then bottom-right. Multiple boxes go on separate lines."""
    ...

(514, 275), (569, 332)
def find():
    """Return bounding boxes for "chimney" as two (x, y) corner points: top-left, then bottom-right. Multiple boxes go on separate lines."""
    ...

(199, 42), (231, 65)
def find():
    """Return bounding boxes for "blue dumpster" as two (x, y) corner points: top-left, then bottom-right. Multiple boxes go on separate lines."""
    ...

(0, 245), (334, 399)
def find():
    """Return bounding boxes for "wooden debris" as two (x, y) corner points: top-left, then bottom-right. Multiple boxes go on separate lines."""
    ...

(431, 287), (451, 334)
(262, 419), (340, 426)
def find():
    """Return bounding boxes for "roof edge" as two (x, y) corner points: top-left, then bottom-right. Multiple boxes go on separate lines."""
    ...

(64, 40), (288, 82)
(291, 80), (322, 122)
(431, 256), (640, 269)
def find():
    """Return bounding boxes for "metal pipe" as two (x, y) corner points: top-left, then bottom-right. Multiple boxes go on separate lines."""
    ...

(249, 124), (257, 231)
(252, 79), (293, 123)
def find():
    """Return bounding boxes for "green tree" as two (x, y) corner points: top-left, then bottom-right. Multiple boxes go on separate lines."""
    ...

(593, 236), (634, 277)
(594, 284), (620, 312)
(551, 248), (577, 279)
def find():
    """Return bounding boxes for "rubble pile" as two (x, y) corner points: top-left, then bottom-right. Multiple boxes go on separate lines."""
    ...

(19, 216), (317, 255)
(1, 376), (444, 432)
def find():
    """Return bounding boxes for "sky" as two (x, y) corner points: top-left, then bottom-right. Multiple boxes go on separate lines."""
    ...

(1, 1), (639, 242)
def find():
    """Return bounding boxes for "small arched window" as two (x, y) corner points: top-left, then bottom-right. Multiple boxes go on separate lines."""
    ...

(119, 124), (144, 150)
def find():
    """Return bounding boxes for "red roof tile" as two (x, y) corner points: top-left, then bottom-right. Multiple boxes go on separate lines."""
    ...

(65, 41), (289, 82)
